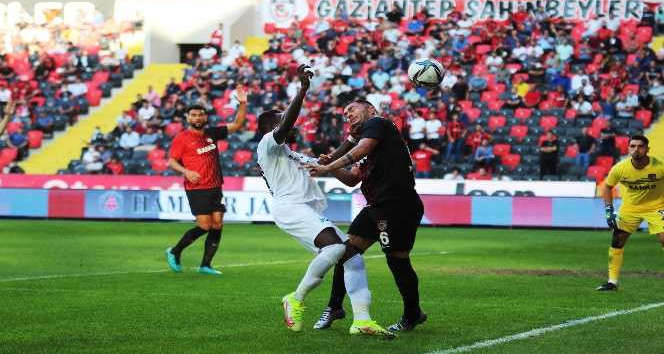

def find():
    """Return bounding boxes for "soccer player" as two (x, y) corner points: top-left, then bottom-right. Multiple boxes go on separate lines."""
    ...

(165, 86), (247, 275)
(256, 65), (393, 338)
(597, 135), (664, 291)
(306, 100), (427, 332)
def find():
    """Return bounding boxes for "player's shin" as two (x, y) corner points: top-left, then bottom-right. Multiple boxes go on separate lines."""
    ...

(608, 247), (624, 284)
(386, 256), (422, 320)
(294, 244), (345, 301)
(328, 262), (346, 310)
(201, 228), (222, 267)
(172, 226), (208, 260)
(343, 254), (371, 321)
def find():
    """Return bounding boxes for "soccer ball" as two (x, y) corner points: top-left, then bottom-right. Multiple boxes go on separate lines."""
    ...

(407, 58), (444, 88)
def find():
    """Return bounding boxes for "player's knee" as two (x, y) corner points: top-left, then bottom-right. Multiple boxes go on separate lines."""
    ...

(340, 241), (364, 262)
(197, 221), (212, 231)
(386, 250), (410, 259)
(314, 227), (343, 248)
(611, 229), (629, 248)
(320, 243), (346, 264)
(212, 222), (223, 230)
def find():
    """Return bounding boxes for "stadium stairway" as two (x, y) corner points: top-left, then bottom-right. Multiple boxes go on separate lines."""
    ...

(20, 64), (185, 174)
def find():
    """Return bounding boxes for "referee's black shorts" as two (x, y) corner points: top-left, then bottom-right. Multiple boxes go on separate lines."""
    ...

(348, 192), (424, 253)
(185, 188), (226, 216)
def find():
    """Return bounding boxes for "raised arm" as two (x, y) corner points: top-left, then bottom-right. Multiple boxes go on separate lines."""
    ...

(308, 137), (378, 177)
(226, 85), (247, 133)
(320, 123), (362, 164)
(274, 64), (312, 144)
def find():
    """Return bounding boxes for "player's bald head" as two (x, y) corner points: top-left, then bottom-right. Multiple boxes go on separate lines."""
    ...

(257, 109), (282, 134)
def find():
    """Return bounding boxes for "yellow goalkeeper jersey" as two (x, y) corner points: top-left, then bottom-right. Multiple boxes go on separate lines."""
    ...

(605, 156), (664, 213)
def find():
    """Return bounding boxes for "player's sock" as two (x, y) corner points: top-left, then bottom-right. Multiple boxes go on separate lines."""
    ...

(201, 228), (222, 267)
(171, 226), (208, 261)
(327, 263), (347, 310)
(294, 244), (345, 301)
(343, 254), (371, 321)
(386, 256), (421, 321)
(608, 247), (624, 284)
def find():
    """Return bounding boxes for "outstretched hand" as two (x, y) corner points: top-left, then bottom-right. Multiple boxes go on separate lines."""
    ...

(302, 162), (329, 177)
(297, 64), (313, 88)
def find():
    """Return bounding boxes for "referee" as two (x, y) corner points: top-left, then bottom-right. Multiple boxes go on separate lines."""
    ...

(166, 87), (247, 275)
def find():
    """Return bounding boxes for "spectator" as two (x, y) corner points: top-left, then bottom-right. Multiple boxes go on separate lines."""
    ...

(82, 145), (103, 173)
(209, 23), (224, 52)
(7, 127), (28, 160)
(467, 166), (492, 180)
(597, 124), (619, 161)
(408, 111), (426, 151)
(35, 113), (54, 136)
(539, 131), (559, 179)
(143, 85), (161, 107)
(119, 126), (140, 150)
(198, 43), (217, 62)
(91, 126), (105, 144)
(473, 139), (496, 170)
(443, 167), (465, 181)
(466, 124), (491, 152)
(445, 113), (466, 162)
(575, 127), (596, 174)
(424, 112), (443, 149)
(137, 100), (156, 122)
(104, 156), (124, 175)
(140, 127), (161, 147)
(411, 143), (440, 178)
(66, 77), (88, 97)
(571, 95), (594, 118)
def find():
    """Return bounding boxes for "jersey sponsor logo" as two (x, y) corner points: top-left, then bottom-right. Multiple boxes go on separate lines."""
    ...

(627, 184), (656, 190)
(196, 143), (217, 155)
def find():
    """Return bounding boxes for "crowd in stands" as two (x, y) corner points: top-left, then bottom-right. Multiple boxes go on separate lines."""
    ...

(44, 4), (664, 181)
(0, 15), (143, 173)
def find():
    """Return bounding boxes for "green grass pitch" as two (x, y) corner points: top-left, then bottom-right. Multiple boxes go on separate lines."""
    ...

(1, 219), (663, 354)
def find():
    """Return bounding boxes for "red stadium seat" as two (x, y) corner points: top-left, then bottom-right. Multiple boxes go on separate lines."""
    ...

(151, 159), (169, 173)
(501, 154), (521, 171)
(233, 149), (253, 165)
(564, 109), (577, 119)
(588, 126), (602, 139)
(92, 71), (109, 84)
(565, 144), (578, 158)
(487, 100), (504, 111)
(458, 100), (473, 111)
(622, 84), (639, 95)
(488, 115), (506, 131)
(635, 110), (652, 128)
(595, 156), (614, 170)
(509, 125), (528, 142)
(514, 108), (532, 121)
(481, 91), (498, 103)
(0, 147), (18, 164)
(472, 64), (488, 76)
(615, 136), (630, 155)
(505, 63), (522, 73)
(86, 90), (102, 106)
(490, 83), (506, 94)
(523, 91), (541, 107)
(465, 107), (481, 122)
(476, 44), (492, 55)
(217, 140), (229, 152)
(165, 122), (184, 138)
(538, 100), (553, 111)
(592, 117), (609, 131)
(586, 165), (608, 182)
(493, 143), (511, 157)
(636, 26), (653, 43)
(6, 121), (23, 134)
(147, 148), (166, 162)
(27, 130), (43, 149)
(540, 116), (558, 131)
(512, 73), (529, 84)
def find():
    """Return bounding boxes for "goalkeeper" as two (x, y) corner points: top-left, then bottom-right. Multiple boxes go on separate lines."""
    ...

(597, 135), (664, 291)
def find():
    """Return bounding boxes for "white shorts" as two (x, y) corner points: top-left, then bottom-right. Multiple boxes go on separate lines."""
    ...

(272, 200), (347, 253)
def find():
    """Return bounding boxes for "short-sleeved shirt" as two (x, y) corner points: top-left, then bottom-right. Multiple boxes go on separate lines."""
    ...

(540, 138), (559, 159)
(169, 126), (228, 190)
(605, 157), (664, 213)
(256, 131), (327, 212)
(359, 117), (416, 205)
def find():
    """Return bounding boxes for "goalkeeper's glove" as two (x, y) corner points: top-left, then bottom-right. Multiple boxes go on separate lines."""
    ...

(605, 205), (617, 229)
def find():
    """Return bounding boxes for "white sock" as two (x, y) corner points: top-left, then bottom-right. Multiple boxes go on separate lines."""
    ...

(344, 254), (372, 321)
(294, 244), (345, 301)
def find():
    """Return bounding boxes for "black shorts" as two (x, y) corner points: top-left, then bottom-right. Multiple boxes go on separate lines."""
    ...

(185, 188), (226, 216)
(348, 193), (424, 253)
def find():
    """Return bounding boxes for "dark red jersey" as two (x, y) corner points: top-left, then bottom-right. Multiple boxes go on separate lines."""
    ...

(169, 126), (228, 190)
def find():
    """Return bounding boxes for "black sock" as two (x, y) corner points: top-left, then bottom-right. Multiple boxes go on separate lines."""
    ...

(201, 228), (222, 267)
(327, 262), (346, 310)
(172, 226), (207, 262)
(386, 256), (421, 321)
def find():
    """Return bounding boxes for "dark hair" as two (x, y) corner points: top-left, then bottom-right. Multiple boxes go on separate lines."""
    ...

(630, 134), (649, 146)
(186, 104), (207, 115)
(257, 109), (282, 134)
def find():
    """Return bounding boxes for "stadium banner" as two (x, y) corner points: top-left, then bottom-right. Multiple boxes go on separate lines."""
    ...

(263, 0), (650, 28)
(84, 190), (161, 219)
(0, 174), (245, 191)
(244, 176), (597, 197)
(0, 188), (49, 217)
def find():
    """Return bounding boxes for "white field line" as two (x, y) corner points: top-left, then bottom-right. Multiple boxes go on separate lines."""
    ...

(0, 251), (449, 283)
(428, 302), (664, 354)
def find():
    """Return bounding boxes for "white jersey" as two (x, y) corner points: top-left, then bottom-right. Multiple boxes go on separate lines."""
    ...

(257, 131), (327, 212)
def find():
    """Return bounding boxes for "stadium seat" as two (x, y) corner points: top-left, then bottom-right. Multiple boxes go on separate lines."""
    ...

(27, 130), (43, 149)
(615, 136), (630, 155)
(636, 26), (653, 43)
(595, 156), (614, 170)
(509, 125), (528, 142)
(591, 117), (609, 131)
(540, 116), (558, 131)
(481, 91), (498, 103)
(622, 84), (639, 95)
(635, 110), (652, 128)
(0, 147), (18, 164)
(523, 91), (541, 107)
(538, 100), (553, 111)
(86, 90), (102, 106)
(147, 148), (166, 162)
(488, 115), (506, 131)
(487, 100), (504, 112)
(493, 143), (511, 157)
(233, 149), (253, 166)
(586, 165), (608, 182)
(501, 154), (521, 171)
(514, 108), (532, 121)
(458, 100), (473, 110)
(564, 109), (577, 119)
(565, 144), (578, 158)
(6, 121), (23, 134)
(465, 107), (481, 122)
(151, 158), (169, 173)
(217, 139), (229, 152)
(165, 122), (184, 138)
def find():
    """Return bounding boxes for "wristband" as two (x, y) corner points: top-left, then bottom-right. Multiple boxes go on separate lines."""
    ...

(347, 135), (358, 145)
